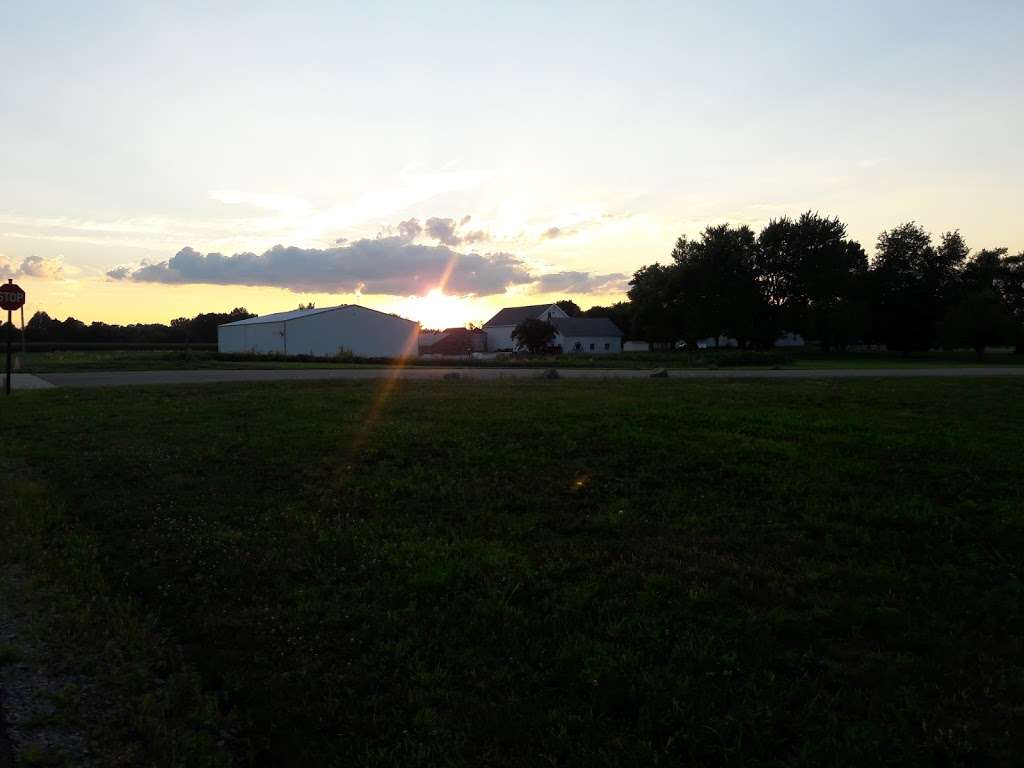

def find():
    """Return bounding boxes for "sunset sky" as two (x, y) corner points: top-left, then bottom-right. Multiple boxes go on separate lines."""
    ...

(2, 1), (1022, 330)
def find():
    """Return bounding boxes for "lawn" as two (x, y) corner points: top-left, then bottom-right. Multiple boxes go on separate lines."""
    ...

(18, 347), (1024, 373)
(2, 379), (1023, 766)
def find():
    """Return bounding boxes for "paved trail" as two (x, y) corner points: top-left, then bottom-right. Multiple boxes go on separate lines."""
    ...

(30, 366), (1024, 388)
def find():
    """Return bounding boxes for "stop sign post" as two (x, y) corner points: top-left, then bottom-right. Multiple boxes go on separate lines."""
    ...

(2, 279), (26, 395)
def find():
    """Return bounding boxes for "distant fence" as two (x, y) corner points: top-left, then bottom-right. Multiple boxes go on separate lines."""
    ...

(19, 342), (219, 352)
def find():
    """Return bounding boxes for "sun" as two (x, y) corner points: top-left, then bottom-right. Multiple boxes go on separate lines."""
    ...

(401, 288), (472, 331)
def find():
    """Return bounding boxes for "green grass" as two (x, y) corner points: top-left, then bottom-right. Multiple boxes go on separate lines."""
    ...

(2, 379), (1023, 766)
(19, 347), (1024, 373)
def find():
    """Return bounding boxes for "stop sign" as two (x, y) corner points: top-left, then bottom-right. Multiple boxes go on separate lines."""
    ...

(0, 281), (25, 311)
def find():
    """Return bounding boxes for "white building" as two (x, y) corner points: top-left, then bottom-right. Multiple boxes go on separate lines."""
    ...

(482, 304), (622, 354)
(218, 305), (418, 359)
(551, 317), (622, 353)
(482, 304), (569, 351)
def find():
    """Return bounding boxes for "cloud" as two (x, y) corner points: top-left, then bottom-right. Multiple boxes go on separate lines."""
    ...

(531, 270), (629, 294)
(1, 254), (68, 280)
(107, 238), (535, 297)
(541, 226), (578, 240)
(424, 217), (461, 245)
(420, 216), (490, 246)
(397, 218), (422, 242)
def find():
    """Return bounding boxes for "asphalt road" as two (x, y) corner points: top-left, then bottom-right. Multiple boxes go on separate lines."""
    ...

(31, 366), (1024, 388)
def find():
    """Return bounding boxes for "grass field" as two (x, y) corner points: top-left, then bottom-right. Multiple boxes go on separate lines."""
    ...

(17, 347), (1024, 373)
(2, 378), (1023, 766)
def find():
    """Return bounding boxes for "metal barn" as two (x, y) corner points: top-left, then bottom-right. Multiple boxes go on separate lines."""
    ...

(217, 305), (418, 359)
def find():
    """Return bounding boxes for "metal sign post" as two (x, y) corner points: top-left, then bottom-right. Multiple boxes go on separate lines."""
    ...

(1, 279), (27, 395)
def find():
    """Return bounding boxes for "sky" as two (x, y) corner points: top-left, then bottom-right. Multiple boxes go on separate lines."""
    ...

(1, 0), (1022, 330)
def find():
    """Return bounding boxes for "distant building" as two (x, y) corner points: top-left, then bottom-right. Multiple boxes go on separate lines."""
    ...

(482, 304), (569, 351)
(695, 333), (805, 349)
(419, 327), (488, 356)
(218, 304), (418, 358)
(774, 332), (805, 348)
(482, 303), (622, 354)
(550, 316), (622, 354)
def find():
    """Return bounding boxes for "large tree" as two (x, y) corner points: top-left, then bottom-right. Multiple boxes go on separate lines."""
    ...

(627, 262), (684, 346)
(756, 212), (868, 350)
(555, 299), (582, 317)
(1001, 252), (1024, 353)
(677, 224), (772, 347)
(869, 224), (967, 353)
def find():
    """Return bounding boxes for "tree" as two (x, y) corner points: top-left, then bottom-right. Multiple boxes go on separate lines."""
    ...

(555, 299), (581, 317)
(1001, 253), (1024, 353)
(942, 290), (1013, 359)
(511, 318), (557, 354)
(627, 262), (684, 347)
(755, 212), (868, 350)
(297, 302), (316, 310)
(583, 302), (634, 337)
(869, 223), (967, 354)
(677, 224), (772, 347)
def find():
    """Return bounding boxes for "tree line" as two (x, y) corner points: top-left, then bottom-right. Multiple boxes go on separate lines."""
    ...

(577, 213), (1024, 356)
(10, 307), (255, 345)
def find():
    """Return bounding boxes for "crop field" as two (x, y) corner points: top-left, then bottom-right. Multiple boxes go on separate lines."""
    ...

(2, 378), (1023, 766)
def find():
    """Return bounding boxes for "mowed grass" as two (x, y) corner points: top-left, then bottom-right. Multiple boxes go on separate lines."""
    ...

(2, 379), (1023, 766)
(20, 347), (1024, 373)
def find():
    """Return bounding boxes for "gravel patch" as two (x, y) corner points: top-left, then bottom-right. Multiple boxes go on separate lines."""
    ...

(0, 568), (97, 767)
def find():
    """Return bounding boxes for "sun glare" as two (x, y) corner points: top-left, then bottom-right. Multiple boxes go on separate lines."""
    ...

(402, 288), (471, 330)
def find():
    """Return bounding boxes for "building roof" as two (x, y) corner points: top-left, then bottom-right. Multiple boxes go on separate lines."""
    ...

(551, 316), (622, 337)
(483, 304), (558, 327)
(219, 304), (416, 327)
(421, 327), (486, 355)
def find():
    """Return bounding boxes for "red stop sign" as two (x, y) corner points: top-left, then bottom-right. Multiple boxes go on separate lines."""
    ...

(0, 282), (25, 311)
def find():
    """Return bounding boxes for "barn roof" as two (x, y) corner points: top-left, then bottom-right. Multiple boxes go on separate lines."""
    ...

(219, 304), (416, 327)
(551, 317), (622, 337)
(483, 304), (558, 326)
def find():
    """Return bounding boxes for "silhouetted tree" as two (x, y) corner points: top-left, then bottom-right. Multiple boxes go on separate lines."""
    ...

(555, 299), (581, 317)
(627, 262), (684, 347)
(583, 302), (635, 338)
(677, 224), (773, 347)
(868, 224), (967, 354)
(1000, 253), (1024, 353)
(756, 212), (868, 350)
(511, 318), (557, 354)
(22, 307), (254, 344)
(942, 289), (1013, 359)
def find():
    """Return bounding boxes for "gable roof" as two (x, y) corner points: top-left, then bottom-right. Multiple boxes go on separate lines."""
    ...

(483, 304), (558, 327)
(218, 304), (416, 327)
(551, 316), (622, 337)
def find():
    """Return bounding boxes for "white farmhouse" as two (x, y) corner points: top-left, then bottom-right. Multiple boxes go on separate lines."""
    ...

(218, 305), (418, 359)
(482, 304), (569, 351)
(550, 317), (622, 353)
(482, 303), (622, 354)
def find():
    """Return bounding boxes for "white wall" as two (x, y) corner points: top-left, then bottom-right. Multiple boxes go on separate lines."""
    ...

(484, 325), (516, 352)
(285, 306), (418, 358)
(485, 305), (568, 351)
(560, 335), (621, 354)
(218, 321), (286, 354)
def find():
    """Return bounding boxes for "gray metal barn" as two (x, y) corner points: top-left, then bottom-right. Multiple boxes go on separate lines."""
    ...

(217, 305), (418, 359)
